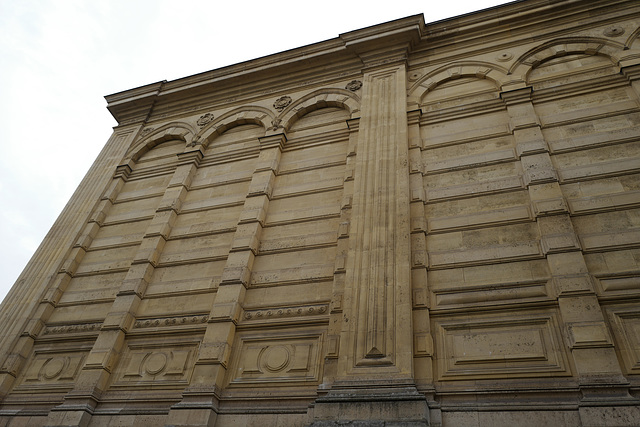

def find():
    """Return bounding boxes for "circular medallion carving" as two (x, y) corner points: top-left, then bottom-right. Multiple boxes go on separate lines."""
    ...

(408, 72), (421, 82)
(41, 357), (66, 380)
(496, 52), (513, 62)
(262, 345), (290, 372)
(603, 25), (625, 37)
(345, 80), (362, 91)
(273, 96), (292, 112)
(144, 352), (167, 375)
(197, 113), (215, 127)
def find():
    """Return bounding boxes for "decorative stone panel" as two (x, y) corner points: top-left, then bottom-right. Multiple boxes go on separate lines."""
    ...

(15, 350), (87, 391)
(606, 305), (640, 374)
(434, 311), (570, 380)
(110, 341), (198, 389)
(227, 332), (323, 386)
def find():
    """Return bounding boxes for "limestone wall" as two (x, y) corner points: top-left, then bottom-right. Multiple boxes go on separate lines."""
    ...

(1, 1), (640, 426)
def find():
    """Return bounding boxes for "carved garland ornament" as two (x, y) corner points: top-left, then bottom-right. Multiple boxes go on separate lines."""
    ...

(43, 322), (102, 335)
(244, 304), (328, 320)
(134, 314), (208, 328)
(273, 96), (292, 112)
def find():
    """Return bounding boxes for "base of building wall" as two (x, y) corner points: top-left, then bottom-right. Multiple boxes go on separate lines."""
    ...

(308, 384), (429, 426)
(3, 405), (640, 426)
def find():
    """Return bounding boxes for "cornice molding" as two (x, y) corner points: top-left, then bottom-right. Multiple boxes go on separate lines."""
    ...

(104, 0), (638, 127)
(105, 16), (425, 126)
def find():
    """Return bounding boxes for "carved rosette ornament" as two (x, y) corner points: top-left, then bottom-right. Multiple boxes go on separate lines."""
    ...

(345, 80), (363, 91)
(273, 96), (292, 112)
(141, 127), (154, 136)
(196, 112), (215, 127)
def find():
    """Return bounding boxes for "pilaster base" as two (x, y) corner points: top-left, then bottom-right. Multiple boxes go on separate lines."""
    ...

(165, 390), (219, 427)
(45, 408), (93, 427)
(309, 383), (429, 426)
(44, 394), (98, 427)
(579, 406), (640, 427)
(578, 382), (640, 427)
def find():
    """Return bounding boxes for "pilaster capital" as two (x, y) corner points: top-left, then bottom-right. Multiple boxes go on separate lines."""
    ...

(407, 109), (422, 125)
(340, 15), (423, 72)
(113, 161), (133, 180)
(358, 47), (409, 72)
(258, 132), (286, 150)
(176, 147), (204, 166)
(500, 86), (533, 105)
(620, 61), (640, 81)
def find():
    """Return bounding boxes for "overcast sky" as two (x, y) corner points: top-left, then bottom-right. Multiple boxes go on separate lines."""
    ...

(0, 0), (512, 303)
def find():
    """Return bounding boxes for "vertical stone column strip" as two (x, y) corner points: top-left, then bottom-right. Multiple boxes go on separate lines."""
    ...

(166, 133), (285, 427)
(0, 164), (131, 399)
(45, 147), (203, 427)
(311, 47), (428, 425)
(407, 109), (434, 392)
(320, 118), (358, 388)
(500, 87), (631, 399)
(338, 62), (413, 377)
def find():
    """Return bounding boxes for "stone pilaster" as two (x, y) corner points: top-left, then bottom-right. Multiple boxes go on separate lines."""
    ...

(311, 54), (427, 424)
(339, 63), (412, 376)
(407, 109), (435, 397)
(165, 133), (285, 427)
(320, 118), (358, 389)
(500, 86), (635, 412)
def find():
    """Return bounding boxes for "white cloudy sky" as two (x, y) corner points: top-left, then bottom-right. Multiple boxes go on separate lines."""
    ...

(0, 0), (511, 302)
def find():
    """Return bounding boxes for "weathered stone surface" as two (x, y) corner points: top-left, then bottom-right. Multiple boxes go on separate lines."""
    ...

(1, 1), (640, 425)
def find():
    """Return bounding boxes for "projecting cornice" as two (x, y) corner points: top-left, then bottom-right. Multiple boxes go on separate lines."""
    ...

(104, 15), (426, 126)
(104, 0), (637, 126)
(105, 81), (164, 127)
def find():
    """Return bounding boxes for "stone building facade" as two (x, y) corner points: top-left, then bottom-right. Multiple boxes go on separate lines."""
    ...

(1, 0), (640, 425)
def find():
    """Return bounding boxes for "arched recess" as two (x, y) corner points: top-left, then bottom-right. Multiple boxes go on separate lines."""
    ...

(124, 122), (196, 163)
(40, 124), (194, 338)
(132, 107), (271, 312)
(277, 88), (360, 131)
(195, 106), (272, 148)
(509, 37), (626, 84)
(246, 94), (352, 315)
(407, 62), (508, 106)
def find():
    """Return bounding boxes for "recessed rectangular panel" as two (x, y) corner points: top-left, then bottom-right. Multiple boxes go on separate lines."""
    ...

(434, 311), (569, 380)
(228, 332), (322, 386)
(15, 350), (88, 391)
(110, 341), (199, 389)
